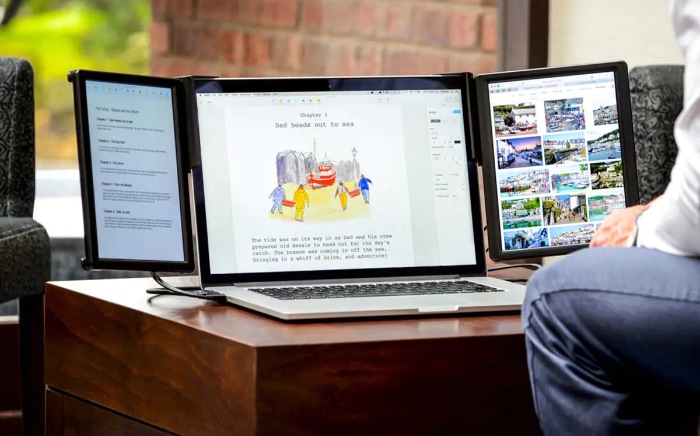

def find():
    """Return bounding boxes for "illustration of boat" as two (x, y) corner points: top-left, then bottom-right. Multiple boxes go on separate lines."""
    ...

(306, 162), (336, 188)
(519, 123), (536, 131)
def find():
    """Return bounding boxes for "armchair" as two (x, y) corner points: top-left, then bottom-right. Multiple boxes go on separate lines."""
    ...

(629, 64), (683, 204)
(0, 57), (52, 435)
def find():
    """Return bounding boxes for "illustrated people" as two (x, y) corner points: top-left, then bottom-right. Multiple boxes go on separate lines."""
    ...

(293, 184), (310, 222)
(335, 181), (349, 211)
(358, 174), (373, 204)
(268, 183), (286, 214)
(522, 1), (700, 434)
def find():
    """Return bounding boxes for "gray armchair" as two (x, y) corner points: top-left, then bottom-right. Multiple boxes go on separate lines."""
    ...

(0, 57), (51, 435)
(629, 64), (683, 204)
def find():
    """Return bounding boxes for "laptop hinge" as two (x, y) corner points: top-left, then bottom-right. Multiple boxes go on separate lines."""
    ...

(225, 274), (461, 288)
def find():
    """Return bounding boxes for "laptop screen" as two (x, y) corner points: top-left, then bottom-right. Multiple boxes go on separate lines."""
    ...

(193, 76), (484, 282)
(476, 62), (638, 260)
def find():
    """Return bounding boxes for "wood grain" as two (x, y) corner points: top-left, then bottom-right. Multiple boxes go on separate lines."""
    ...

(45, 286), (256, 435)
(45, 278), (540, 436)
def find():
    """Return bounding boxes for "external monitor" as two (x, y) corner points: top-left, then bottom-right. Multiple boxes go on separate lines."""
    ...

(476, 62), (639, 261)
(69, 70), (195, 272)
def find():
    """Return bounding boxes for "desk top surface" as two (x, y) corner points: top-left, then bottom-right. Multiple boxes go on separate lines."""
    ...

(46, 276), (528, 348)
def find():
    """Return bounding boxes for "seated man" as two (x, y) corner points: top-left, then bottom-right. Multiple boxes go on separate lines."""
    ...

(522, 0), (700, 434)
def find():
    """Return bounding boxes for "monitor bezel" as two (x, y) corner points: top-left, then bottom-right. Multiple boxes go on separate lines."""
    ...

(475, 61), (640, 261)
(191, 74), (487, 286)
(69, 69), (195, 272)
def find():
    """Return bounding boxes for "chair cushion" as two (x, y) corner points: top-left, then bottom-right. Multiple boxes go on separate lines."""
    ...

(0, 217), (50, 303)
(629, 65), (684, 204)
(0, 57), (35, 217)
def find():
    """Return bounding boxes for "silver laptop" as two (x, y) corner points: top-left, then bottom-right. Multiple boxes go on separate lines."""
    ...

(190, 74), (525, 320)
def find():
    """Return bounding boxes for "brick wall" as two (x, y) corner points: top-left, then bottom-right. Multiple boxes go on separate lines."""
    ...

(150, 0), (498, 78)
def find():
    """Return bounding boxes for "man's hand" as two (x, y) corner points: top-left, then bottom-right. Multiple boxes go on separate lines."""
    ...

(590, 204), (648, 247)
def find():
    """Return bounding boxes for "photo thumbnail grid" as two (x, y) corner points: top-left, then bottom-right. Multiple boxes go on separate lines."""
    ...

(490, 90), (626, 252)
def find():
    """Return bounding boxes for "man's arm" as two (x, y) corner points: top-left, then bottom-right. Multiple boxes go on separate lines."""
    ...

(635, 0), (700, 256)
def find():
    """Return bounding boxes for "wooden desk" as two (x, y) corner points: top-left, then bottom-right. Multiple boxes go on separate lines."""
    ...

(45, 278), (540, 435)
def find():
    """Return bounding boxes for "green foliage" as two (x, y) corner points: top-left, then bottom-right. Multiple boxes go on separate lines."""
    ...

(522, 198), (540, 211)
(0, 0), (150, 166)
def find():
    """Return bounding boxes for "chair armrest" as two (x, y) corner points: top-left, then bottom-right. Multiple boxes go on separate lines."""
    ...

(0, 218), (51, 303)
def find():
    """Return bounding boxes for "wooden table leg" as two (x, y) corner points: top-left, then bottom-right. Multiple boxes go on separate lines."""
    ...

(19, 293), (45, 436)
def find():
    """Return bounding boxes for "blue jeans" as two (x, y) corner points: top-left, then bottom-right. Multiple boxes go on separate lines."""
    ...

(523, 247), (700, 435)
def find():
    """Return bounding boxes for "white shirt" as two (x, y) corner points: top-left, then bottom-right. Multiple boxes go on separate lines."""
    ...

(636, 0), (700, 256)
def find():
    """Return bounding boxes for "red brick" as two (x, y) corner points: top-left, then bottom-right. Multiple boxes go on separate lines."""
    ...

(272, 35), (304, 72)
(216, 63), (244, 78)
(355, 1), (379, 37)
(448, 9), (479, 49)
(385, 50), (448, 75)
(302, 40), (328, 75)
(377, 4), (411, 40)
(301, 0), (323, 31)
(481, 9), (498, 52)
(413, 6), (448, 46)
(477, 55), (498, 73)
(172, 26), (221, 60)
(150, 57), (203, 77)
(151, 0), (167, 20)
(323, 0), (356, 35)
(325, 44), (382, 76)
(198, 0), (243, 22)
(171, 0), (194, 19)
(220, 30), (245, 64)
(246, 0), (299, 29)
(243, 33), (271, 67)
(447, 54), (479, 74)
(150, 21), (171, 54)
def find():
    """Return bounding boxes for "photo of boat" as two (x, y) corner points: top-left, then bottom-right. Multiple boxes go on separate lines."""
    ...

(306, 162), (336, 188)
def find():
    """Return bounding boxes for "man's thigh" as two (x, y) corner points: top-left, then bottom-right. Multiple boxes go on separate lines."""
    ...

(524, 247), (700, 391)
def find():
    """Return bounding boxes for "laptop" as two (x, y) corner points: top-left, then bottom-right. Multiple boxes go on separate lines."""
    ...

(190, 74), (526, 320)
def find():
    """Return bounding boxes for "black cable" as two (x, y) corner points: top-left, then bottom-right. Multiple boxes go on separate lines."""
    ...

(147, 271), (227, 302)
(487, 263), (541, 272)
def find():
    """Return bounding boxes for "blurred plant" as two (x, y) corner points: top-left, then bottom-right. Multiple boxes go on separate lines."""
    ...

(0, 0), (150, 167)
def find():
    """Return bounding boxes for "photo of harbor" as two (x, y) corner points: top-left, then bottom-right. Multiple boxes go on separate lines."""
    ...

(503, 227), (550, 251)
(590, 161), (624, 190)
(549, 223), (596, 247)
(588, 193), (626, 222)
(591, 92), (618, 126)
(496, 136), (543, 169)
(492, 102), (538, 138)
(501, 197), (543, 229)
(543, 132), (587, 165)
(550, 164), (590, 193)
(587, 127), (621, 161)
(498, 168), (551, 197)
(544, 97), (585, 133)
(542, 194), (588, 226)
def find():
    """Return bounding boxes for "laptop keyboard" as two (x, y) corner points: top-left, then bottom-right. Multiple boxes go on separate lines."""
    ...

(249, 280), (504, 300)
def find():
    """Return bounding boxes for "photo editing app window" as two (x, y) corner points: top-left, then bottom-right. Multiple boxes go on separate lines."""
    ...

(486, 72), (625, 253)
